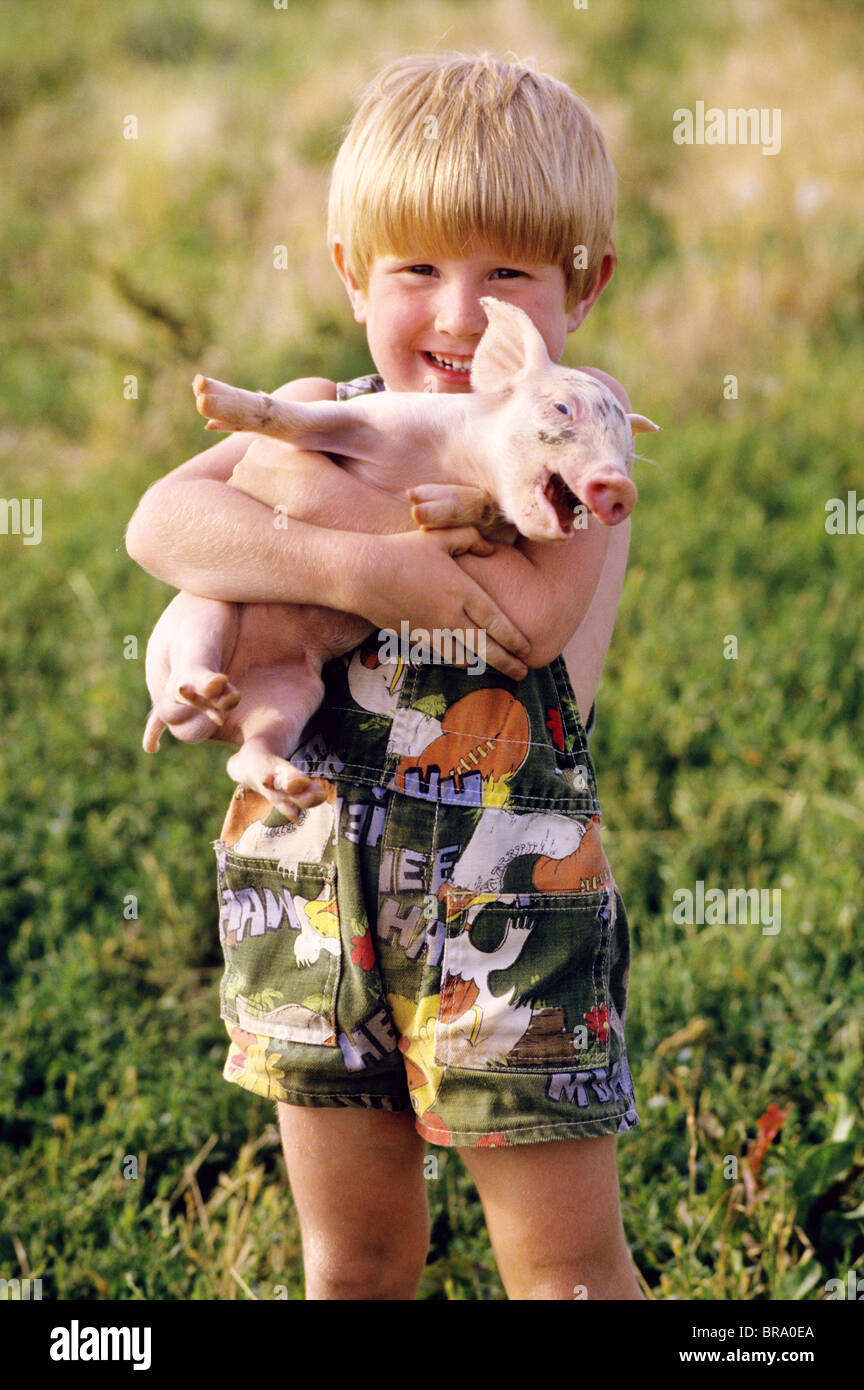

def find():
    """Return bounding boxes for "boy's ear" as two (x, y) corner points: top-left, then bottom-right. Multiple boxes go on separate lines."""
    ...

(567, 247), (616, 331)
(331, 239), (367, 324)
(471, 297), (552, 394)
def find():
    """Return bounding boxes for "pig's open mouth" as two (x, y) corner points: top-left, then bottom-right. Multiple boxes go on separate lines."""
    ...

(544, 472), (582, 532)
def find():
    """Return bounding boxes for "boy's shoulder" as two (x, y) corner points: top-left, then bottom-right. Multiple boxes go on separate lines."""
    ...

(271, 376), (339, 402)
(576, 367), (631, 413)
(270, 374), (386, 403)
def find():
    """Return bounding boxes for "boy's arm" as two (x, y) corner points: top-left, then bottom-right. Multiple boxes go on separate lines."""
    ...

(125, 376), (532, 677)
(126, 377), (392, 602)
(559, 523), (630, 724)
(455, 521), (613, 669)
(223, 419), (615, 674)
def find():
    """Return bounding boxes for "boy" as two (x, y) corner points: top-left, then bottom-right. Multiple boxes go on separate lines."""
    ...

(126, 51), (643, 1301)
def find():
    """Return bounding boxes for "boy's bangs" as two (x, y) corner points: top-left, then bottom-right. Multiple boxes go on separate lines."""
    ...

(329, 54), (617, 306)
(353, 149), (578, 276)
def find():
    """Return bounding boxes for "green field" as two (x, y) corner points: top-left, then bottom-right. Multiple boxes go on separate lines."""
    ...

(1, 0), (862, 1300)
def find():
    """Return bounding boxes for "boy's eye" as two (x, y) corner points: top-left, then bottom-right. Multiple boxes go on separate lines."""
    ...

(401, 265), (525, 279)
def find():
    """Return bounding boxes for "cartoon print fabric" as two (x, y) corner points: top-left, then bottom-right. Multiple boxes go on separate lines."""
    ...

(212, 375), (639, 1148)
(215, 639), (639, 1146)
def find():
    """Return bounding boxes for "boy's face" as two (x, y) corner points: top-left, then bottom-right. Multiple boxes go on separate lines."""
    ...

(333, 238), (614, 393)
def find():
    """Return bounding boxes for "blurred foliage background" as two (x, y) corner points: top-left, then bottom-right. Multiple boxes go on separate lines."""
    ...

(0, 0), (862, 1300)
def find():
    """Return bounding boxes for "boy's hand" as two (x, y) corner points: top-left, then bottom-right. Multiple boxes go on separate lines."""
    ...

(355, 527), (530, 680)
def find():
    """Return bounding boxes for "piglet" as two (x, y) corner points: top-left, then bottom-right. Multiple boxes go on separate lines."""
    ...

(143, 298), (658, 818)
(195, 297), (658, 541)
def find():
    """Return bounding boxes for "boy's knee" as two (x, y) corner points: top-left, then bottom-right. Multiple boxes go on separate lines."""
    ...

(503, 1229), (640, 1301)
(304, 1233), (428, 1300)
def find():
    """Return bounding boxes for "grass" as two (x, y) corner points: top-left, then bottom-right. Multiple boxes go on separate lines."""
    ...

(1, 0), (862, 1300)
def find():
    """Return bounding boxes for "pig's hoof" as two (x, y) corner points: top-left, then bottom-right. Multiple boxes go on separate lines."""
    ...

(193, 376), (214, 413)
(226, 748), (330, 816)
(175, 671), (240, 719)
(193, 376), (239, 431)
(266, 771), (330, 808)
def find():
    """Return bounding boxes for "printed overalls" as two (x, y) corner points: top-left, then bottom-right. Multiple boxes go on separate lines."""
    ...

(213, 374), (640, 1148)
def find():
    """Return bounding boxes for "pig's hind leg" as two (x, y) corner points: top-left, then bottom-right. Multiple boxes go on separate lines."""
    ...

(224, 659), (330, 821)
(143, 593), (241, 752)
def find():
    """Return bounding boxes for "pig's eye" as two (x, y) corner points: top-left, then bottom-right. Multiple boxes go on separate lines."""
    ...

(553, 401), (572, 417)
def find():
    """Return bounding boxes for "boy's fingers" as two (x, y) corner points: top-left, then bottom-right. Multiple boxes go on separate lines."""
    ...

(472, 634), (528, 680)
(462, 593), (530, 677)
(467, 535), (497, 556)
(428, 630), (491, 674)
(435, 524), (491, 556)
(420, 523), (495, 557)
(419, 527), (531, 671)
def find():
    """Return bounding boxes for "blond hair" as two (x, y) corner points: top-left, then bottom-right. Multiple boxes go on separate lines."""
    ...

(327, 52), (617, 310)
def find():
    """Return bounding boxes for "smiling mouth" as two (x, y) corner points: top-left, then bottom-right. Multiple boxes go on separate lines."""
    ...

(422, 350), (474, 374)
(544, 472), (582, 531)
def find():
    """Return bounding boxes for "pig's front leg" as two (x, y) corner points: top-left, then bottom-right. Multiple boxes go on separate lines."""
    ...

(406, 483), (518, 545)
(193, 376), (291, 437)
(143, 592), (241, 752)
(223, 658), (331, 821)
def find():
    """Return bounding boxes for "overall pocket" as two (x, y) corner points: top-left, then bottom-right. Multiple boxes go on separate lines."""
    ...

(215, 844), (342, 1048)
(433, 888), (616, 1073)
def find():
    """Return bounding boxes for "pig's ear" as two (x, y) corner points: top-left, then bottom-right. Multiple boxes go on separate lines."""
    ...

(471, 297), (552, 394)
(628, 414), (661, 435)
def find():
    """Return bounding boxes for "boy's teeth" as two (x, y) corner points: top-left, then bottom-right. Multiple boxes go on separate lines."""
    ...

(427, 351), (472, 372)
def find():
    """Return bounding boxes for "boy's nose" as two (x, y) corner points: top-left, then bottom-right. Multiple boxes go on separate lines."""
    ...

(433, 288), (487, 342)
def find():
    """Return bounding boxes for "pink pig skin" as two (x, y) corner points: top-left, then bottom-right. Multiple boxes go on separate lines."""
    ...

(144, 298), (658, 819)
(194, 297), (658, 540)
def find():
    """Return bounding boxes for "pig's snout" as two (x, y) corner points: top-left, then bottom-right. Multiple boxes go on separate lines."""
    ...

(581, 472), (637, 526)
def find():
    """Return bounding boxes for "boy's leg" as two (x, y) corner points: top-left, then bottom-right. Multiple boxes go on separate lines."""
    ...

(277, 1104), (430, 1300)
(457, 1135), (644, 1301)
